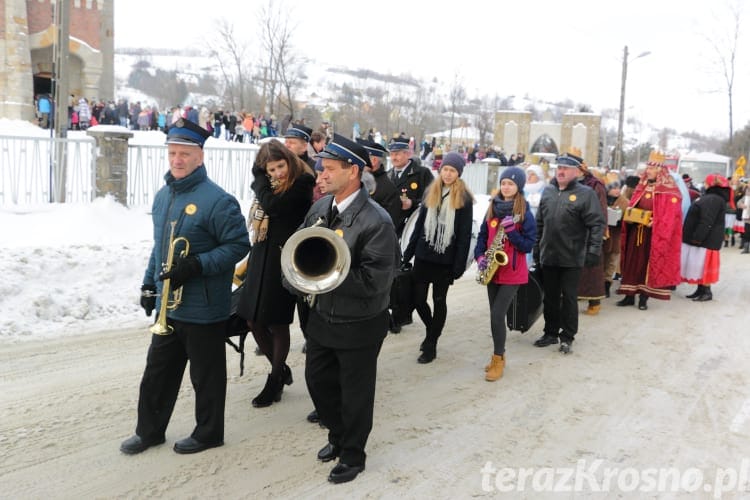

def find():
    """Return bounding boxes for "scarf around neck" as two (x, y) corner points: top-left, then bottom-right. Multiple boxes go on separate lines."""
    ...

(424, 187), (455, 254)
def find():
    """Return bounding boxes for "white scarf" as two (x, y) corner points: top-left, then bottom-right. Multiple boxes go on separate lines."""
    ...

(424, 187), (455, 254)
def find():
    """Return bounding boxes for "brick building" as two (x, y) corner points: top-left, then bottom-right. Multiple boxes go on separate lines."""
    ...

(0, 0), (114, 122)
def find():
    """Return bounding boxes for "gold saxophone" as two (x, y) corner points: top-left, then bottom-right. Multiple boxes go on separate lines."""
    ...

(476, 218), (517, 286)
(149, 221), (190, 335)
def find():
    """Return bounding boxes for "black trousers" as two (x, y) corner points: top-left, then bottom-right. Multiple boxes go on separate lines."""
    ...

(135, 319), (227, 444)
(305, 322), (384, 467)
(541, 266), (582, 344)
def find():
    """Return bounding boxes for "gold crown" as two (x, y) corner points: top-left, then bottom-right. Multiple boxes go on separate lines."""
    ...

(567, 146), (583, 158)
(647, 151), (665, 167)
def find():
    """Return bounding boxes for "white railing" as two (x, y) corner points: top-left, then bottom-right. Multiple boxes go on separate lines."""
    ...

(0, 134), (96, 204)
(1, 134), (491, 206)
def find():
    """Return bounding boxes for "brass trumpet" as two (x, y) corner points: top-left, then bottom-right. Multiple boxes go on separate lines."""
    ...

(149, 221), (190, 335)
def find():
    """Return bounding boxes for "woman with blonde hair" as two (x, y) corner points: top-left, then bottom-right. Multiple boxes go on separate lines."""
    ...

(237, 141), (315, 407)
(402, 152), (474, 364)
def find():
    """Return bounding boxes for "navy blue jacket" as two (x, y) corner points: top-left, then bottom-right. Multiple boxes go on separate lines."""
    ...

(144, 165), (250, 324)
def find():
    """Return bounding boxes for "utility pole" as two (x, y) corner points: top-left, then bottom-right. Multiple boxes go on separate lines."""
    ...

(52, 0), (70, 202)
(614, 46), (628, 172)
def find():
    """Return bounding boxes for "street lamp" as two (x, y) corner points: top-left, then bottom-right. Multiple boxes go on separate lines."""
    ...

(614, 46), (651, 171)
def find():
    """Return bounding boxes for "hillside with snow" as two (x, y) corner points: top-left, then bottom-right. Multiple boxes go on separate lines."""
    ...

(113, 49), (723, 157)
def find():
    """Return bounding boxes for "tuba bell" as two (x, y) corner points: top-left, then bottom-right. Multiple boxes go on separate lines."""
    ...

(280, 218), (351, 306)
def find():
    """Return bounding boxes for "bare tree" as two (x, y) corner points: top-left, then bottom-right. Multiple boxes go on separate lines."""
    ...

(704, 1), (743, 144)
(448, 74), (466, 150)
(257, 0), (305, 120)
(207, 19), (251, 111)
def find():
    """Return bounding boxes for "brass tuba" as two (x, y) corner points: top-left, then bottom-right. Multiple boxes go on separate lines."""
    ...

(149, 221), (190, 335)
(280, 218), (351, 307)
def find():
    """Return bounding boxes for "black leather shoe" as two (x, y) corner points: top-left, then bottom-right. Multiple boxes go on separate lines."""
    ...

(252, 374), (283, 408)
(533, 334), (558, 347)
(317, 442), (341, 462)
(173, 436), (223, 454)
(685, 286), (703, 299)
(328, 463), (365, 484)
(120, 434), (165, 455)
(417, 350), (436, 364)
(616, 296), (635, 307)
(559, 341), (573, 354)
(306, 409), (320, 423)
(638, 295), (648, 310)
(389, 323), (402, 334)
(282, 364), (293, 386)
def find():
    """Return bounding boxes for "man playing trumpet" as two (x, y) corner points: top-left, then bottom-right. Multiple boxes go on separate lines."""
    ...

(120, 119), (250, 455)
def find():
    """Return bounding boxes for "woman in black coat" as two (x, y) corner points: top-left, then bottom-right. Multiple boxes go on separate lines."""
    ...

(680, 174), (731, 302)
(237, 141), (314, 407)
(402, 152), (474, 364)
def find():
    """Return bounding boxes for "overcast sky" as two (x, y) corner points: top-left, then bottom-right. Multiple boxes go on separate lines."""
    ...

(114, 0), (749, 138)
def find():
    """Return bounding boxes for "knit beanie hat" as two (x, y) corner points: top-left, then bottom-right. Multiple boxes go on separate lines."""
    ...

(441, 152), (466, 176)
(500, 166), (526, 191)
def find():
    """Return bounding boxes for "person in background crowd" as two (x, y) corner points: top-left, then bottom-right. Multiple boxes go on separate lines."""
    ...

(284, 123), (316, 170)
(388, 137), (434, 236)
(532, 153), (605, 354)
(572, 150), (608, 316)
(681, 173), (732, 301)
(357, 137), (401, 226)
(402, 152), (474, 364)
(237, 141), (315, 408)
(616, 152), (683, 310)
(682, 174), (701, 203)
(475, 166), (536, 381)
(523, 164), (546, 218)
(738, 182), (750, 254)
(286, 134), (398, 484)
(37, 94), (52, 129)
(120, 119), (249, 456)
(602, 173), (629, 297)
(77, 98), (91, 131)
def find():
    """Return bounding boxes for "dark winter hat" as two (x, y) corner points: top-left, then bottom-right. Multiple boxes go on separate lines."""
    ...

(389, 137), (410, 151)
(284, 123), (312, 142)
(356, 138), (388, 158)
(500, 166), (526, 191)
(625, 175), (640, 189)
(682, 173), (693, 183)
(166, 118), (211, 148)
(441, 152), (466, 176)
(318, 133), (371, 169)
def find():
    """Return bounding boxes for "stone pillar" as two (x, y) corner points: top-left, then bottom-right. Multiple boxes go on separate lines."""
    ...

(86, 126), (132, 205)
(0, 0), (35, 122)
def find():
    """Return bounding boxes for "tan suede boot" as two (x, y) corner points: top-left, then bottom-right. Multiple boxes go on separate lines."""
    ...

(485, 354), (505, 381)
(484, 356), (492, 372)
(583, 304), (601, 315)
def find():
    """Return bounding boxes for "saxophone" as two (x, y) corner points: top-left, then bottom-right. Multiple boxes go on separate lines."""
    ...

(476, 217), (517, 286)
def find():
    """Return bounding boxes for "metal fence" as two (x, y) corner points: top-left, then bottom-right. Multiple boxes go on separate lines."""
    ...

(0, 134), (96, 204)
(1, 134), (492, 206)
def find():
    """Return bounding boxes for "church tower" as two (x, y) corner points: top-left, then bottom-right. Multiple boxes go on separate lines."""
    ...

(0, 0), (114, 122)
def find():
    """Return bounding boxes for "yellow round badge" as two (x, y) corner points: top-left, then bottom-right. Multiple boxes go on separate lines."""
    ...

(335, 229), (344, 238)
(410, 182), (418, 190)
(569, 194), (577, 202)
(185, 203), (197, 215)
(645, 193), (652, 199)
(490, 220), (498, 228)
(671, 197), (678, 203)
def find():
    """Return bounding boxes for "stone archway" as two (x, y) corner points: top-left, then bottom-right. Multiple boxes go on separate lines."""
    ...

(530, 133), (559, 155)
(29, 26), (103, 102)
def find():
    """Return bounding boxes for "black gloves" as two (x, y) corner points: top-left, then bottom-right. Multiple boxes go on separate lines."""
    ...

(140, 284), (157, 317)
(584, 252), (601, 267)
(252, 164), (265, 177)
(159, 255), (202, 289)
